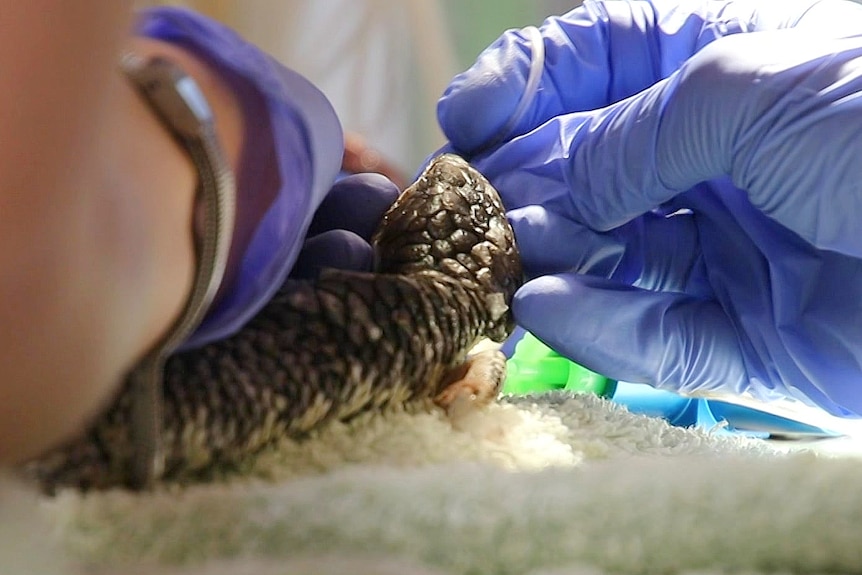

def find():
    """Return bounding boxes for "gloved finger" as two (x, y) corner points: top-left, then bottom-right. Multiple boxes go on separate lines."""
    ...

(477, 30), (862, 256)
(470, 94), (673, 232)
(438, 0), (862, 155)
(512, 273), (748, 397)
(306, 173), (400, 241)
(290, 229), (374, 279)
(507, 204), (704, 294)
(507, 205), (628, 280)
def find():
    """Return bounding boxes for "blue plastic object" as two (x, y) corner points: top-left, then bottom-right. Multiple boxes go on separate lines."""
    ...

(504, 329), (841, 438)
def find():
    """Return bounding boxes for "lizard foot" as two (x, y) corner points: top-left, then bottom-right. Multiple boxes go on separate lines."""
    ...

(434, 349), (507, 424)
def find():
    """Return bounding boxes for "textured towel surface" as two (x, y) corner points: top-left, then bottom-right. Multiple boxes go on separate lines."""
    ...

(6, 391), (862, 574)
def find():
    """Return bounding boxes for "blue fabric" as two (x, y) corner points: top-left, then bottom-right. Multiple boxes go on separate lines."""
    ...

(137, 7), (344, 349)
(437, 0), (862, 417)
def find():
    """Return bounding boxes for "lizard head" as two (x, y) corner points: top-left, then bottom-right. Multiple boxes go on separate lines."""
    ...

(373, 154), (523, 342)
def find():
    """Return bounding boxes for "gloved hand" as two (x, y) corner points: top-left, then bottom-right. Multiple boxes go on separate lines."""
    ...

(291, 173), (400, 280)
(293, 134), (406, 279)
(437, 0), (862, 417)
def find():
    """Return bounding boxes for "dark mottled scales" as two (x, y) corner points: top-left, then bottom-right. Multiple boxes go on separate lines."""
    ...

(29, 154), (523, 491)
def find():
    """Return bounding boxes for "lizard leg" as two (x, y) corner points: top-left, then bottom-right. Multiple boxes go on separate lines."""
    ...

(434, 348), (507, 421)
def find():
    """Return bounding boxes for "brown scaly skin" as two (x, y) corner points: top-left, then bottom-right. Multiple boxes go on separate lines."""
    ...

(26, 154), (523, 492)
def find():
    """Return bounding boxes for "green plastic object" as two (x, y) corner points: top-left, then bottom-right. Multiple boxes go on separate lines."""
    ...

(503, 331), (617, 397)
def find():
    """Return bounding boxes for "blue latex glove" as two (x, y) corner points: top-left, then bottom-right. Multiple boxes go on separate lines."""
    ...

(437, 0), (862, 417)
(139, 7), (398, 349)
(291, 173), (400, 279)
